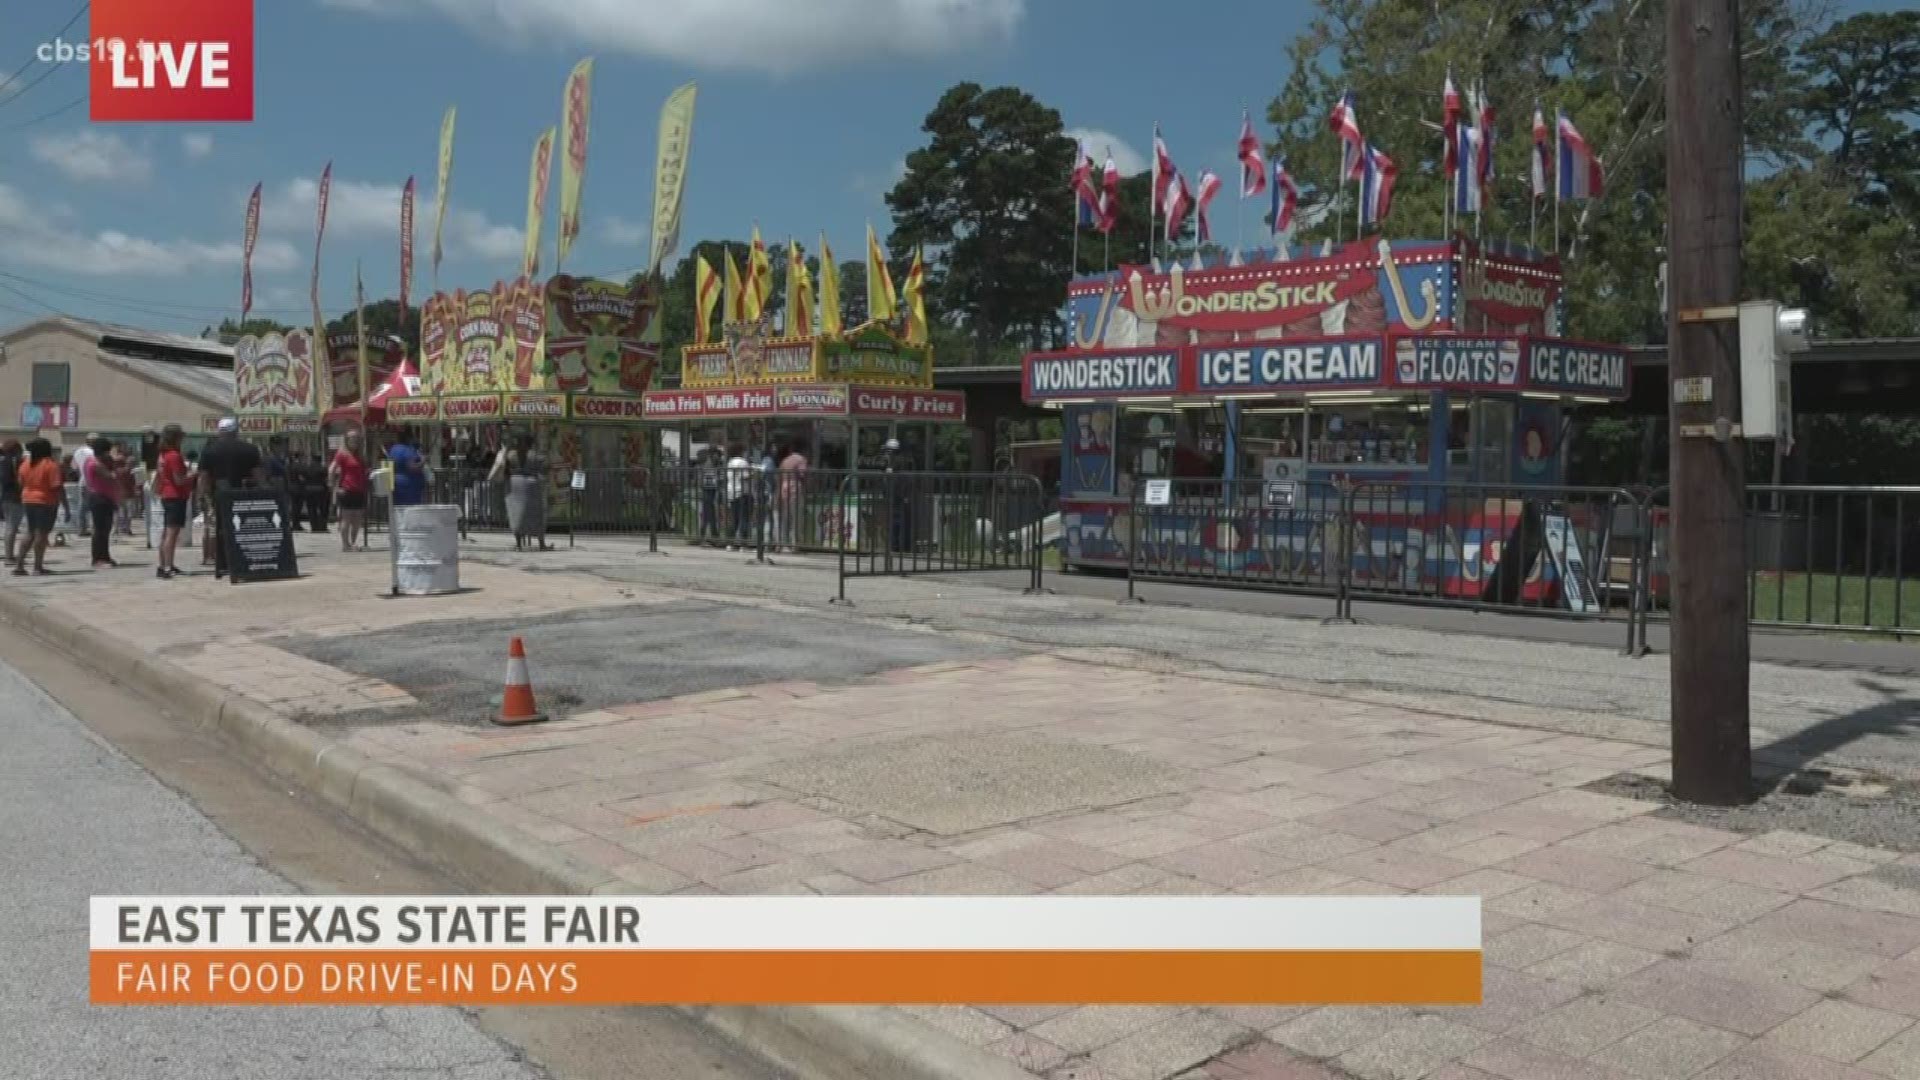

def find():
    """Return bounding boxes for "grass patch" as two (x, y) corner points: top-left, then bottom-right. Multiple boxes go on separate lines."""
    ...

(1748, 571), (1920, 632)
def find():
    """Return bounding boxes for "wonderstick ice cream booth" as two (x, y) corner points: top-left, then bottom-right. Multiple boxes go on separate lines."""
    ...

(1022, 237), (1632, 598)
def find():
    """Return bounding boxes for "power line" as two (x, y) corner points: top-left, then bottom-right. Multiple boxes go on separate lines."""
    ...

(0, 270), (307, 318)
(1, 93), (85, 132)
(0, 2), (88, 101)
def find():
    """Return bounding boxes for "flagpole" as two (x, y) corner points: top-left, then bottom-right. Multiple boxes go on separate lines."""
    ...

(355, 260), (368, 437)
(1553, 110), (1562, 256)
(1149, 124), (1159, 268)
(1103, 145), (1113, 276)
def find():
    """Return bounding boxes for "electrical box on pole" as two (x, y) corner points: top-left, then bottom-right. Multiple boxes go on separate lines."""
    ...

(1737, 300), (1809, 446)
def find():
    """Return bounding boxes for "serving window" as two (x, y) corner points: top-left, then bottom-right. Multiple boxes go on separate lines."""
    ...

(1305, 401), (1429, 468)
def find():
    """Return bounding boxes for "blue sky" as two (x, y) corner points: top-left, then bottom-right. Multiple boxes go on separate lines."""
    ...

(0, 0), (1899, 334)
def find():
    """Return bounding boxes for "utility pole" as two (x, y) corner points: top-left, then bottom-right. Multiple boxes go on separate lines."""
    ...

(1666, 0), (1751, 804)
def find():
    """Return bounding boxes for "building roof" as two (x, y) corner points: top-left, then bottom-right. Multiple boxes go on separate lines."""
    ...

(95, 348), (232, 409)
(1, 314), (234, 360)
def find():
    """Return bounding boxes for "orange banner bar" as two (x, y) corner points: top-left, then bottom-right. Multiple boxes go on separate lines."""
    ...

(91, 949), (1480, 1006)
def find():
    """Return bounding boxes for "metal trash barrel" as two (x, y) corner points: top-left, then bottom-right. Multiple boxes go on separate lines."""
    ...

(390, 504), (460, 596)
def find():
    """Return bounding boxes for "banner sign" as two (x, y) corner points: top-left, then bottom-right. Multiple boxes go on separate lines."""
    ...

(1195, 337), (1384, 394)
(641, 388), (776, 419)
(775, 384), (848, 416)
(217, 491), (299, 584)
(234, 330), (320, 418)
(681, 336), (817, 389)
(386, 397), (440, 423)
(1526, 340), (1630, 397)
(503, 392), (567, 420)
(326, 330), (403, 411)
(1024, 334), (1631, 403)
(1025, 348), (1183, 399)
(818, 323), (931, 387)
(849, 387), (966, 422)
(440, 393), (505, 422)
(570, 394), (654, 422)
(544, 275), (659, 394)
(1392, 336), (1522, 391)
(21, 403), (78, 429)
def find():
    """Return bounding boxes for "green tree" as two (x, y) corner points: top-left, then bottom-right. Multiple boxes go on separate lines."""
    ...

(324, 299), (419, 353)
(209, 317), (293, 343)
(886, 82), (1077, 362)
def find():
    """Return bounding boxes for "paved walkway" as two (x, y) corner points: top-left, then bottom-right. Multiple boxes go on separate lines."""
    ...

(9, 531), (1920, 1079)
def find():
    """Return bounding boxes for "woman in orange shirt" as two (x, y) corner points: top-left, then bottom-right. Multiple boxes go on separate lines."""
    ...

(16, 437), (63, 576)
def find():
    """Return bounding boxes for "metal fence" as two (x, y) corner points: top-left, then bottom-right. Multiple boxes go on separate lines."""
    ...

(833, 471), (1048, 602)
(1724, 485), (1920, 637)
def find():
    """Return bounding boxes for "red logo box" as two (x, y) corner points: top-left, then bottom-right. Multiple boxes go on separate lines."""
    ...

(90, 0), (253, 122)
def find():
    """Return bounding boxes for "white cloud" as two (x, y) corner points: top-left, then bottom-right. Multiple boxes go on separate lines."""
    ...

(0, 182), (299, 277)
(604, 216), (649, 246)
(1065, 129), (1146, 177)
(182, 133), (215, 159)
(260, 176), (522, 261)
(850, 158), (908, 195)
(29, 130), (153, 185)
(318, 0), (1024, 74)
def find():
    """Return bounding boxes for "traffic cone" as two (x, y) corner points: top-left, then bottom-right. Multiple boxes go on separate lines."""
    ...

(495, 636), (548, 726)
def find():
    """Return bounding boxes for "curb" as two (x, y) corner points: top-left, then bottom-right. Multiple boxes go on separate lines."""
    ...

(0, 583), (1034, 1080)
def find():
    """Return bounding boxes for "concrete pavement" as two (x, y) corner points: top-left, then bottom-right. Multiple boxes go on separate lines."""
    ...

(11, 528), (1920, 1079)
(0, 650), (550, 1080)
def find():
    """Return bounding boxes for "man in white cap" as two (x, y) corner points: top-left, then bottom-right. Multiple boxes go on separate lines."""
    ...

(198, 418), (264, 579)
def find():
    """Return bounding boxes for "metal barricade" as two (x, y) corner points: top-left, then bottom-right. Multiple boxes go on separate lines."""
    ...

(1736, 485), (1920, 636)
(834, 471), (1047, 602)
(1122, 476), (1348, 601)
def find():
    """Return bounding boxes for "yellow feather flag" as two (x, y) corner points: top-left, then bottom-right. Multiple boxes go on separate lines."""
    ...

(745, 225), (772, 321)
(818, 234), (842, 337)
(787, 241), (814, 338)
(693, 254), (721, 345)
(866, 224), (897, 322)
(431, 106), (455, 284)
(903, 247), (928, 345)
(723, 249), (744, 325)
(523, 127), (556, 280)
(555, 58), (594, 271)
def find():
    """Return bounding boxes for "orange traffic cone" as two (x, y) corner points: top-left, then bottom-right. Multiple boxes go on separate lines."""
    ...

(495, 636), (548, 726)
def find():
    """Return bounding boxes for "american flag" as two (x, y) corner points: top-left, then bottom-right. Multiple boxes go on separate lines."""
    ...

(1195, 170), (1223, 242)
(1328, 91), (1364, 178)
(1360, 143), (1397, 229)
(1270, 158), (1299, 235)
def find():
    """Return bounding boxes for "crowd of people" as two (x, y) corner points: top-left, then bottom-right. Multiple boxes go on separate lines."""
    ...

(0, 421), (414, 579)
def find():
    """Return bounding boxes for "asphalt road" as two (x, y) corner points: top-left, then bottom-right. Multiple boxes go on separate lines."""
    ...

(0, 633), (785, 1080)
(284, 599), (1011, 727)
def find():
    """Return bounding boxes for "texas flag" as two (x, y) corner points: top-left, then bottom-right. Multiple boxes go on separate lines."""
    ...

(1442, 73), (1462, 177)
(1359, 143), (1397, 229)
(1098, 153), (1121, 233)
(1237, 109), (1267, 197)
(1195, 170), (1223, 242)
(1557, 112), (1604, 200)
(1270, 158), (1299, 235)
(1152, 124), (1178, 213)
(1454, 125), (1482, 214)
(1328, 91), (1364, 178)
(1474, 85), (1496, 188)
(1164, 171), (1194, 242)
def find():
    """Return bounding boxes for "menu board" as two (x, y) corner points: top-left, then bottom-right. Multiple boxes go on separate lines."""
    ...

(216, 491), (299, 584)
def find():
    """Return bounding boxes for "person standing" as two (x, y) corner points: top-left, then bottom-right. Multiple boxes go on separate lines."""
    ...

(198, 418), (264, 580)
(71, 436), (97, 537)
(153, 425), (192, 579)
(776, 443), (808, 553)
(489, 431), (549, 552)
(696, 447), (723, 546)
(15, 438), (62, 576)
(112, 442), (138, 536)
(724, 443), (754, 552)
(883, 437), (912, 555)
(0, 438), (23, 566)
(387, 430), (427, 508)
(81, 436), (121, 569)
(328, 430), (370, 552)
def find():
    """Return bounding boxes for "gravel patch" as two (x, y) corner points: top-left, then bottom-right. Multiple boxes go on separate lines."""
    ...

(1586, 770), (1920, 853)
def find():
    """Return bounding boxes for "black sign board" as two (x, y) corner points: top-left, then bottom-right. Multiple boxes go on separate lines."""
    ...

(216, 490), (299, 583)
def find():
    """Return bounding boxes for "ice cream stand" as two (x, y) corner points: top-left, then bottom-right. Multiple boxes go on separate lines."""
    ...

(1023, 237), (1633, 606)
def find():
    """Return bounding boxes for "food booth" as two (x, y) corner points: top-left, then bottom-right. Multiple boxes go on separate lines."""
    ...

(664, 316), (967, 470)
(401, 273), (663, 485)
(1022, 237), (1633, 604)
(318, 330), (406, 443)
(227, 328), (324, 448)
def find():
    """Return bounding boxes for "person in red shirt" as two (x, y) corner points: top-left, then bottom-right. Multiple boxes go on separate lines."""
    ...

(328, 428), (371, 552)
(153, 424), (193, 579)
